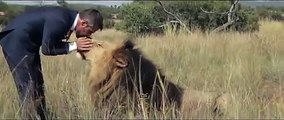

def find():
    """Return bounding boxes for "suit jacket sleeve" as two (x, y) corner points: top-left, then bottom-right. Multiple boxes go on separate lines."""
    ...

(41, 19), (70, 56)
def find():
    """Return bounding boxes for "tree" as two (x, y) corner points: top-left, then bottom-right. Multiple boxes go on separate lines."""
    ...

(115, 2), (161, 35)
(201, 0), (240, 33)
(116, 1), (260, 35)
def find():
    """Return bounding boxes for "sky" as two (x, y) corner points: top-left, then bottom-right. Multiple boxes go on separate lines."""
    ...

(1, 0), (284, 7)
(2, 0), (133, 6)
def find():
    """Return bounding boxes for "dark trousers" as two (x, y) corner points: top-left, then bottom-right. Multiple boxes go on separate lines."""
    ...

(2, 49), (46, 119)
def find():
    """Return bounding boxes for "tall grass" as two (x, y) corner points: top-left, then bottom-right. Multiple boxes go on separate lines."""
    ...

(0, 20), (283, 119)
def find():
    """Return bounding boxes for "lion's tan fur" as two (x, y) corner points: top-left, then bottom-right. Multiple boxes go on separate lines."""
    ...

(77, 39), (230, 118)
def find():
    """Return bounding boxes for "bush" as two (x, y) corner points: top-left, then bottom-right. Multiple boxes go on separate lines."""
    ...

(116, 2), (162, 35)
(232, 5), (260, 32)
(116, 1), (260, 35)
(103, 19), (115, 29)
(256, 6), (284, 21)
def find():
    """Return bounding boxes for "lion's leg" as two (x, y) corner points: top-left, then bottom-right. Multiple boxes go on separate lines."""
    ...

(88, 70), (122, 106)
(89, 83), (104, 106)
(88, 68), (110, 105)
(88, 69), (109, 89)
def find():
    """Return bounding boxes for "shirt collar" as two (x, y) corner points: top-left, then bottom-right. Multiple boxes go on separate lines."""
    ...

(71, 13), (79, 31)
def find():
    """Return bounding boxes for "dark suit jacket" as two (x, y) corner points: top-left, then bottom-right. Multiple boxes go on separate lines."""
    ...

(0, 6), (77, 59)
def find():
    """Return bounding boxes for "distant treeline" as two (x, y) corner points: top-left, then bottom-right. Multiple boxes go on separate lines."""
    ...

(0, 1), (283, 35)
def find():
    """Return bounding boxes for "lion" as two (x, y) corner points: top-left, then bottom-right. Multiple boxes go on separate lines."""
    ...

(76, 39), (231, 118)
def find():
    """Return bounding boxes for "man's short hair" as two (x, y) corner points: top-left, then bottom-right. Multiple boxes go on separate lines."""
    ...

(79, 8), (103, 31)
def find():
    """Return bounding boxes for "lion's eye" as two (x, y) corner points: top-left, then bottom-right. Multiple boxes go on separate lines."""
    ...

(97, 43), (103, 47)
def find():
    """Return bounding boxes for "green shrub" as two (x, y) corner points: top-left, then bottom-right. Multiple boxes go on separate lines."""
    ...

(104, 19), (115, 29)
(116, 1), (260, 35)
(116, 2), (161, 35)
(256, 6), (284, 21)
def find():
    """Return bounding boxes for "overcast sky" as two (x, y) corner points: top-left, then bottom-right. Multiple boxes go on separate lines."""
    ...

(2, 0), (284, 7)
(2, 0), (133, 6)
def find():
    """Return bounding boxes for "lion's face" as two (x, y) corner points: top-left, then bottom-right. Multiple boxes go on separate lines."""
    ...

(76, 39), (135, 104)
(76, 40), (134, 68)
(77, 40), (115, 61)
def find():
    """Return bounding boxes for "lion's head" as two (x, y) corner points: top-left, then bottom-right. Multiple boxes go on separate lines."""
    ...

(76, 39), (134, 68)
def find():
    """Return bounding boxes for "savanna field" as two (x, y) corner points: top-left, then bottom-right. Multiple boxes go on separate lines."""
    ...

(0, 20), (283, 119)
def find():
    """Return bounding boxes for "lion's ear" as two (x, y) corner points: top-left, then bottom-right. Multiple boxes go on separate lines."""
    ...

(114, 50), (128, 68)
(124, 40), (134, 50)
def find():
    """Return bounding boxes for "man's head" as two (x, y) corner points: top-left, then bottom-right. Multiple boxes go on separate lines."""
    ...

(75, 8), (103, 38)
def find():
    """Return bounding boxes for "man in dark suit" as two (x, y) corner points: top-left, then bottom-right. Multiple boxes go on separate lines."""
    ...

(0, 6), (103, 119)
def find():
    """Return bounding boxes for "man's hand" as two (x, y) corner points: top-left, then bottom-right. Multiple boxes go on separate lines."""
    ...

(76, 37), (94, 52)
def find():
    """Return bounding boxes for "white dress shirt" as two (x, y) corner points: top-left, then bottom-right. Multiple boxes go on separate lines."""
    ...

(68, 13), (79, 52)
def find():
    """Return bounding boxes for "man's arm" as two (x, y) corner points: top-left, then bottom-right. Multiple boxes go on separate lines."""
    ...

(41, 20), (71, 56)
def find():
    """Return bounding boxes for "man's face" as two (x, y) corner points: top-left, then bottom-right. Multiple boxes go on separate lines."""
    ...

(75, 19), (98, 38)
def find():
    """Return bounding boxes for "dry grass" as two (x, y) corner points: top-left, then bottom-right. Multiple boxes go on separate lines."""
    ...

(0, 20), (283, 119)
